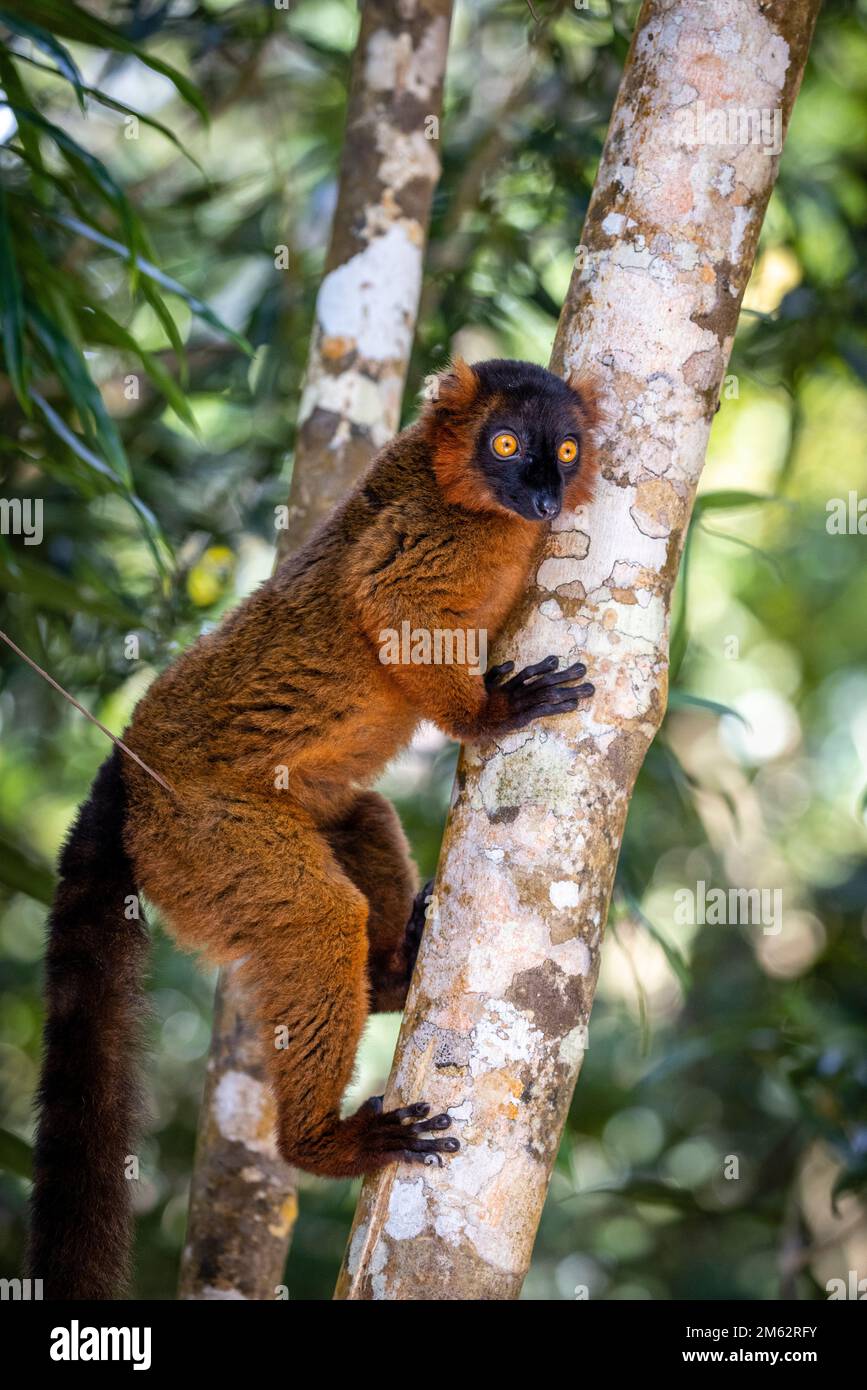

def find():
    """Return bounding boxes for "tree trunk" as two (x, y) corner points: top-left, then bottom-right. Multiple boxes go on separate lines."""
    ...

(335, 0), (821, 1302)
(178, 0), (453, 1300)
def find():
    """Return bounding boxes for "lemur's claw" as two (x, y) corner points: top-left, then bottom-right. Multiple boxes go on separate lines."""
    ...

(358, 1097), (459, 1166)
(486, 654), (594, 728)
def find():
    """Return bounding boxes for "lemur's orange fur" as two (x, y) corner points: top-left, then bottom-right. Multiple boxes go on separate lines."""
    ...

(30, 359), (599, 1297)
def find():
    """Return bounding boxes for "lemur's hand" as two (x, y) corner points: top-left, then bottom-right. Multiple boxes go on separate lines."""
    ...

(482, 655), (593, 733)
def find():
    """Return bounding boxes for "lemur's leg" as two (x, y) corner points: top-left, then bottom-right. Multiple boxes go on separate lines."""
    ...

(133, 793), (456, 1177)
(325, 790), (431, 1013)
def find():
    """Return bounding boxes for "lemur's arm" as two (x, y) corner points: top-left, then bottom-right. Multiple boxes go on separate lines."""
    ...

(355, 511), (592, 740)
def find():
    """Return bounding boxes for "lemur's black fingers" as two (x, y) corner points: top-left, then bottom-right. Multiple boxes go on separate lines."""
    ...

(526, 660), (587, 689)
(484, 660), (515, 689)
(407, 1112), (452, 1135)
(387, 1101), (430, 1123)
(515, 690), (593, 723)
(402, 1149), (443, 1167)
(398, 1135), (460, 1157)
(513, 682), (594, 714)
(503, 655), (559, 689)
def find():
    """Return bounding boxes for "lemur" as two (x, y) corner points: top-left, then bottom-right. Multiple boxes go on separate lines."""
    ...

(29, 357), (599, 1297)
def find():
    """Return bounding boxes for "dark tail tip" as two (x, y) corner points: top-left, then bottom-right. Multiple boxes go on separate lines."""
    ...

(28, 749), (149, 1300)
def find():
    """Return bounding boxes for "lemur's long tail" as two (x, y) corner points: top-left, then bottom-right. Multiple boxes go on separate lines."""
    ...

(28, 748), (149, 1300)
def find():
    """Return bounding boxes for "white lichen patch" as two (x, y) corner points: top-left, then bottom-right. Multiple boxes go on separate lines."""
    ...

(299, 361), (395, 439)
(376, 125), (440, 191)
(385, 1179), (428, 1240)
(536, 555), (587, 592)
(559, 1024), (590, 1069)
(364, 17), (449, 101)
(213, 1070), (277, 1158)
(470, 999), (543, 1077)
(345, 1220), (369, 1278)
(549, 879), (581, 911)
(315, 223), (422, 362)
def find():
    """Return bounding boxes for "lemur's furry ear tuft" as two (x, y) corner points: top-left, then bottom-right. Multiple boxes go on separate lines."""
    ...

(564, 367), (606, 510)
(566, 366), (604, 436)
(424, 357), (480, 417)
(423, 357), (497, 512)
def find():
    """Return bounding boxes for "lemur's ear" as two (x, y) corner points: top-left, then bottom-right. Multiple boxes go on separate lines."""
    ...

(422, 357), (495, 513)
(564, 367), (605, 510)
(566, 366), (603, 436)
(424, 356), (480, 416)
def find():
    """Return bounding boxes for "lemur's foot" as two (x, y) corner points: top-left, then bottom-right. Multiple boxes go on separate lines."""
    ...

(356, 1096), (459, 1167)
(485, 655), (593, 730)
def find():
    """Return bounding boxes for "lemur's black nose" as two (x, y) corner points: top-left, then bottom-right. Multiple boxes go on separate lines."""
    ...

(532, 492), (560, 519)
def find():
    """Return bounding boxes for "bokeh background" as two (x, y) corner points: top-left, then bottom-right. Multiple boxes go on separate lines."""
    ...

(1, 0), (866, 1300)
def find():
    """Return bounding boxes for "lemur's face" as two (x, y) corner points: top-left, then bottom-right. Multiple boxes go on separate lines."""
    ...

(474, 379), (586, 522)
(425, 357), (600, 521)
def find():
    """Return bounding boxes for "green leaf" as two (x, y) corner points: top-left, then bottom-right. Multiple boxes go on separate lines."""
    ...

(9, 106), (147, 269)
(0, 47), (46, 180)
(618, 886), (692, 993)
(140, 280), (186, 374)
(0, 833), (54, 904)
(27, 302), (130, 484)
(0, 10), (86, 110)
(668, 523), (692, 682)
(608, 916), (651, 1054)
(12, 52), (205, 173)
(698, 523), (785, 581)
(693, 489), (778, 516)
(54, 214), (252, 355)
(79, 304), (199, 434)
(667, 689), (750, 729)
(29, 389), (122, 486)
(0, 184), (27, 409)
(0, 1127), (33, 1181)
(0, 546), (140, 623)
(2, 0), (207, 121)
(29, 391), (172, 583)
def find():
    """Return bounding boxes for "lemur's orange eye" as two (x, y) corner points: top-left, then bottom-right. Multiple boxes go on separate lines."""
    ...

(558, 437), (578, 465)
(491, 431), (519, 459)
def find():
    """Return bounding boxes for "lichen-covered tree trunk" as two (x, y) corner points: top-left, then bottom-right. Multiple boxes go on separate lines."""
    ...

(335, 0), (821, 1302)
(178, 0), (453, 1300)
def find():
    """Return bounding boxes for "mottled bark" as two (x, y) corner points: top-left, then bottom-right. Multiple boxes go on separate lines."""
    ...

(336, 0), (821, 1301)
(179, 0), (453, 1299)
(277, 0), (453, 557)
(178, 964), (297, 1300)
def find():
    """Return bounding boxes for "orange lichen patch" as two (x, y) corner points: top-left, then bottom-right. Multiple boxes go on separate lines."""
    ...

(656, 169), (694, 218)
(631, 475), (683, 539)
(268, 1192), (299, 1240)
(321, 335), (356, 361)
(691, 52), (736, 101)
(602, 608), (618, 630)
(475, 1069), (525, 1122)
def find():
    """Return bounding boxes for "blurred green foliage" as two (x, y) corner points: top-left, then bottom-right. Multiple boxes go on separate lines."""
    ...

(0, 0), (866, 1300)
